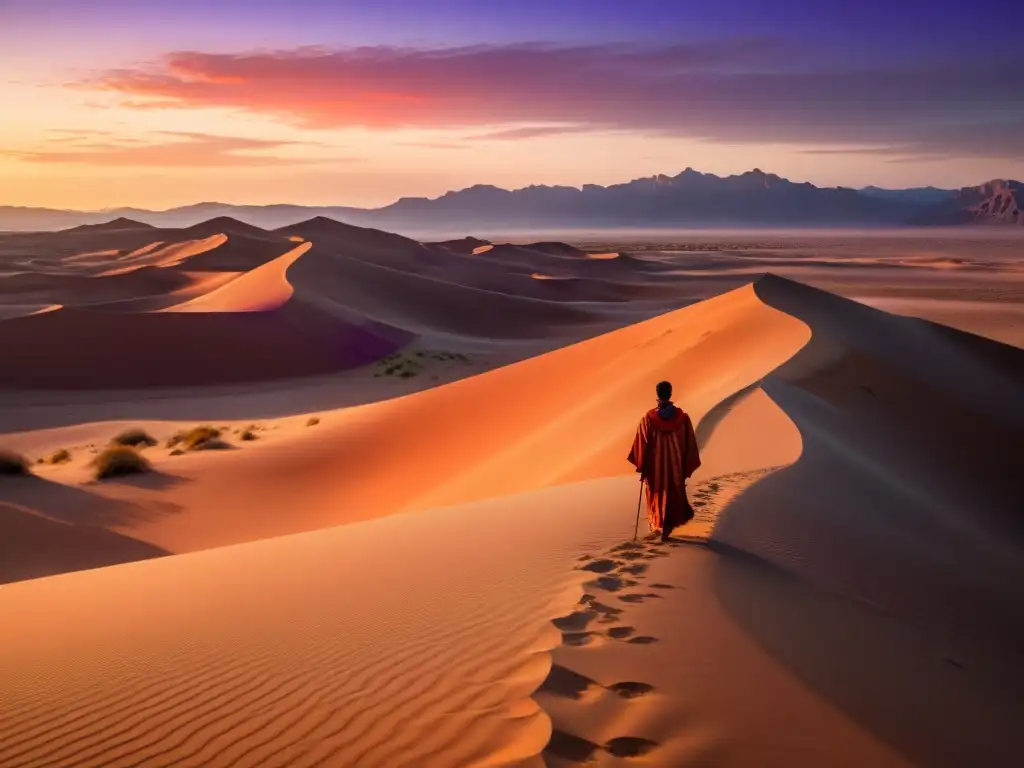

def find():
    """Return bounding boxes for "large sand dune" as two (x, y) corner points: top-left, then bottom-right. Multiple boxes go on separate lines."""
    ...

(1, 223), (1022, 767)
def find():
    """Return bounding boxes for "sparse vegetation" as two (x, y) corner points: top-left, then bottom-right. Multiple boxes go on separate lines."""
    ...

(0, 449), (31, 476)
(195, 438), (232, 450)
(47, 448), (72, 464)
(306, 416), (320, 427)
(166, 425), (225, 451)
(240, 427), (258, 441)
(375, 350), (471, 380)
(112, 428), (157, 448)
(92, 446), (151, 480)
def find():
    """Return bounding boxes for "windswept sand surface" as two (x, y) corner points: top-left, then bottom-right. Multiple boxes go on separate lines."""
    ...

(1, 222), (1022, 767)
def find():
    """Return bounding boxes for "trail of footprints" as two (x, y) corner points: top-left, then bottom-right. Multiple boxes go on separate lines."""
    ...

(542, 536), (691, 763)
(688, 467), (785, 530)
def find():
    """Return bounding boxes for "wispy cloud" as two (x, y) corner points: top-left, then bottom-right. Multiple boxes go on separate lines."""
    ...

(468, 125), (595, 141)
(398, 141), (467, 150)
(76, 42), (1024, 159)
(5, 131), (350, 167)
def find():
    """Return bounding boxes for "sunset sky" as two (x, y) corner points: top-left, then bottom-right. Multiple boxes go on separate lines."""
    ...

(2, 0), (1023, 210)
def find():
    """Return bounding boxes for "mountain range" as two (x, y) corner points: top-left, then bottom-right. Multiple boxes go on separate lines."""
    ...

(2, 169), (1021, 234)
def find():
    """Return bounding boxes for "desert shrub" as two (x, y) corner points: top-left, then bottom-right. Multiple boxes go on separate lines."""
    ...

(193, 438), (232, 451)
(167, 425), (222, 451)
(306, 417), (320, 427)
(112, 428), (157, 448)
(92, 446), (151, 480)
(0, 449), (30, 476)
(240, 428), (258, 441)
(47, 448), (72, 464)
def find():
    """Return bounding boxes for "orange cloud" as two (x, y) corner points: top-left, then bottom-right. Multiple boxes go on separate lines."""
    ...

(5, 131), (349, 168)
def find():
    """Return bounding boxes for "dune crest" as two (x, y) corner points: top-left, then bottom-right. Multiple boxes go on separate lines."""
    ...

(162, 241), (310, 313)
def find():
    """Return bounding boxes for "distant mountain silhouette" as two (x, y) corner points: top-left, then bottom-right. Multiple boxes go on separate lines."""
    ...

(913, 180), (1023, 226)
(2, 169), (1022, 233)
(858, 186), (955, 207)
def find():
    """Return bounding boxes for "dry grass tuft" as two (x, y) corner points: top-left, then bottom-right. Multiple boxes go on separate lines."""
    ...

(112, 428), (157, 448)
(47, 448), (72, 464)
(193, 438), (232, 451)
(167, 425), (223, 451)
(92, 446), (151, 480)
(0, 449), (31, 476)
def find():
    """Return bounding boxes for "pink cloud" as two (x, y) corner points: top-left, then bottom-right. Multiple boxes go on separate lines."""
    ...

(79, 43), (1024, 158)
(468, 125), (595, 141)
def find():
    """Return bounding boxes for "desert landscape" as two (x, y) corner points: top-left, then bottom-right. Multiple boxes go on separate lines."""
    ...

(0, 215), (1022, 767)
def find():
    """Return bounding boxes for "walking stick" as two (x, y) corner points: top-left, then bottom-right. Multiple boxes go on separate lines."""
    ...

(632, 474), (645, 540)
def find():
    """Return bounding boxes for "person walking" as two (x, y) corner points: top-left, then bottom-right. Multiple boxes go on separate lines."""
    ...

(627, 380), (701, 541)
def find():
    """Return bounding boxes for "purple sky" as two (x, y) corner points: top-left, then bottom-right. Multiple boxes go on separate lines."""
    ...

(2, 0), (1022, 208)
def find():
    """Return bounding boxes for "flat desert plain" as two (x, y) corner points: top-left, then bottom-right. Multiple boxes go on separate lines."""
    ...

(0, 220), (1022, 767)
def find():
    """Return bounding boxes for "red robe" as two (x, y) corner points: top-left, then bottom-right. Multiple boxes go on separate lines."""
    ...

(627, 406), (701, 534)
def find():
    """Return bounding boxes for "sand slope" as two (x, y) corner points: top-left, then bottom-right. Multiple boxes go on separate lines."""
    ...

(0, 241), (405, 389)
(2, 242), (1023, 768)
(711, 275), (1024, 668)
(0, 478), (639, 768)
(0, 282), (810, 564)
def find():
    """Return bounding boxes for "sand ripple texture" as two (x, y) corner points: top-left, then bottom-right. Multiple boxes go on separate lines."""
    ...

(0, 477), (637, 768)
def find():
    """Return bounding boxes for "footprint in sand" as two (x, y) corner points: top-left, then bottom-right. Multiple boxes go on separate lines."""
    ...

(546, 730), (601, 763)
(618, 562), (649, 575)
(581, 558), (620, 573)
(540, 664), (601, 701)
(618, 592), (663, 604)
(608, 682), (655, 699)
(553, 609), (596, 632)
(561, 631), (600, 647)
(606, 736), (660, 757)
(610, 541), (647, 554)
(588, 601), (623, 623)
(617, 550), (649, 561)
(606, 626), (635, 640)
(584, 575), (638, 593)
(540, 664), (656, 702)
(545, 730), (660, 763)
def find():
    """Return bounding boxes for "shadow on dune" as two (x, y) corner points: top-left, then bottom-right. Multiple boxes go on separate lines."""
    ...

(94, 470), (190, 492)
(708, 543), (1024, 768)
(0, 474), (182, 529)
(0, 477), (172, 584)
(703, 276), (1024, 767)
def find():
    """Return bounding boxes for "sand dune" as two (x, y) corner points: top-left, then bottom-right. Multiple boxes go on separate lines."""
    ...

(95, 235), (227, 275)
(175, 216), (272, 240)
(285, 245), (611, 339)
(162, 242), (310, 313)
(426, 236), (491, 254)
(1, 222), (1023, 767)
(0, 281), (809, 564)
(0, 265), (208, 306)
(0, 241), (404, 389)
(711, 276), (1024, 666)
(0, 479), (639, 768)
